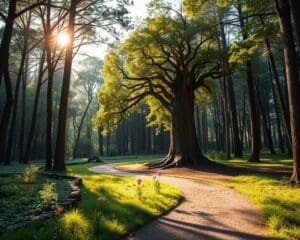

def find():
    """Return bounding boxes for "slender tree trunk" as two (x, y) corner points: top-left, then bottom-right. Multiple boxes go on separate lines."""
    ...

(19, 61), (28, 162)
(220, 77), (231, 159)
(0, 0), (17, 164)
(237, 4), (260, 161)
(275, 0), (300, 183)
(73, 98), (93, 158)
(268, 60), (285, 153)
(98, 128), (104, 156)
(23, 50), (46, 164)
(195, 105), (202, 149)
(255, 80), (276, 154)
(289, 0), (300, 62)
(218, 11), (242, 157)
(263, 36), (292, 148)
(106, 133), (110, 155)
(45, 0), (54, 170)
(6, 33), (29, 163)
(246, 60), (261, 161)
(53, 0), (77, 171)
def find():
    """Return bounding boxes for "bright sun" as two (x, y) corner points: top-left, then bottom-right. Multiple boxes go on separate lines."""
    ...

(57, 32), (69, 47)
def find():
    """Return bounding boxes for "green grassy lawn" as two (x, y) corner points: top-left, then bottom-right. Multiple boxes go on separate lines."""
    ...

(0, 162), (181, 240)
(213, 153), (299, 239)
(227, 174), (300, 239)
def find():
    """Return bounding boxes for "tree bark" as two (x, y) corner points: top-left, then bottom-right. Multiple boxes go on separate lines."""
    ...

(268, 60), (285, 153)
(218, 11), (242, 157)
(19, 60), (28, 162)
(237, 3), (260, 162)
(263, 35), (292, 149)
(23, 50), (46, 164)
(98, 128), (104, 156)
(53, 0), (77, 171)
(255, 79), (276, 154)
(0, 0), (17, 164)
(73, 97), (93, 158)
(289, 0), (300, 63)
(6, 27), (29, 163)
(45, 0), (54, 170)
(275, 0), (300, 184)
(148, 84), (209, 168)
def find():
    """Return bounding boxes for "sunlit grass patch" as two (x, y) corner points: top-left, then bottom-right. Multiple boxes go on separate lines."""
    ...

(67, 164), (181, 239)
(227, 174), (300, 240)
(58, 209), (91, 240)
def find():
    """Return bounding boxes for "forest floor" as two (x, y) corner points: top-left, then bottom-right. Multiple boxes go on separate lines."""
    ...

(90, 163), (269, 240)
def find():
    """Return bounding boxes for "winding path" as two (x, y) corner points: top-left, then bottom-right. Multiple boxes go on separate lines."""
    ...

(89, 164), (268, 240)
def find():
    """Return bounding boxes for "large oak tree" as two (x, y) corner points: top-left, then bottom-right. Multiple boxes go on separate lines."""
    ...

(94, 8), (222, 168)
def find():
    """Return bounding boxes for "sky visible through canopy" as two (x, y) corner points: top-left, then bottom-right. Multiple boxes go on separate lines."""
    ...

(80, 0), (148, 59)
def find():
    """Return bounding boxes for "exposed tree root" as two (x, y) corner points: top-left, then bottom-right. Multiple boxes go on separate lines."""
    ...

(147, 154), (212, 169)
(283, 178), (300, 187)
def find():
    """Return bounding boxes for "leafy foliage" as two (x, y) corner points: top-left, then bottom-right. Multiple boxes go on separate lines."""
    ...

(19, 164), (40, 184)
(94, 5), (221, 134)
(39, 182), (58, 209)
(0, 175), (69, 229)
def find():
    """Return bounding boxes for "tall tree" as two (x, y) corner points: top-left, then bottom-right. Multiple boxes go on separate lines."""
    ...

(94, 7), (222, 168)
(274, 0), (300, 183)
(53, 0), (77, 171)
(0, 0), (45, 163)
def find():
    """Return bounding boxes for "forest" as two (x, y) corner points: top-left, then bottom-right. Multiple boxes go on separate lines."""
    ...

(0, 0), (299, 239)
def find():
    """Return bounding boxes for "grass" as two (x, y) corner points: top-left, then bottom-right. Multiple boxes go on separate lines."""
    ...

(227, 174), (300, 240)
(0, 162), (181, 240)
(212, 152), (292, 171)
(116, 152), (300, 240)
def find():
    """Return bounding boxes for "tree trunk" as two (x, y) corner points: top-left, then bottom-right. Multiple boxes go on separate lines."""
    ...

(220, 77), (231, 159)
(73, 97), (93, 158)
(246, 60), (261, 162)
(237, 3), (261, 162)
(19, 61), (28, 162)
(148, 86), (208, 168)
(45, 0), (54, 170)
(0, 0), (17, 164)
(53, 0), (77, 171)
(255, 78), (276, 154)
(23, 50), (46, 164)
(218, 11), (242, 157)
(6, 31), (29, 163)
(98, 128), (104, 156)
(275, 0), (300, 184)
(268, 60), (285, 153)
(289, 0), (300, 62)
(263, 36), (292, 148)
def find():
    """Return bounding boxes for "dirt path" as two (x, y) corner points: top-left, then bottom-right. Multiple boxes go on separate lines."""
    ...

(89, 164), (269, 240)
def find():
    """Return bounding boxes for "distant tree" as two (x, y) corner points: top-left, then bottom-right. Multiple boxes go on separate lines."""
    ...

(72, 57), (102, 158)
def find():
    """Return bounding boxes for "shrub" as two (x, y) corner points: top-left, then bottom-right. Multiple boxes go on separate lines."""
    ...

(19, 165), (40, 184)
(58, 209), (91, 240)
(39, 182), (58, 208)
